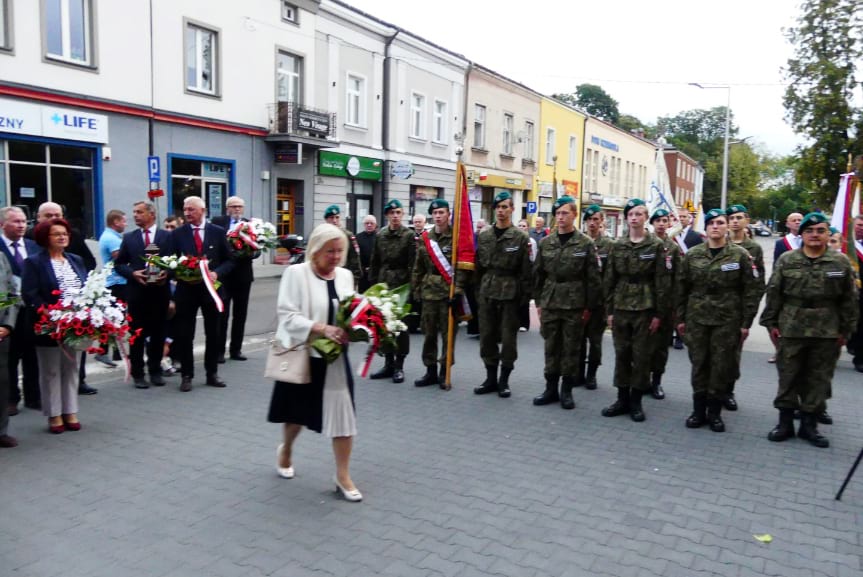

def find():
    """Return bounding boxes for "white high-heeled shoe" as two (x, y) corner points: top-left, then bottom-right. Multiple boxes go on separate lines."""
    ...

(276, 444), (294, 479)
(333, 475), (362, 502)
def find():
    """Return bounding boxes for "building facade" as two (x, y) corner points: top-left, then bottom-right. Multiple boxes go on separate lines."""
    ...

(534, 97), (586, 223)
(663, 148), (703, 214)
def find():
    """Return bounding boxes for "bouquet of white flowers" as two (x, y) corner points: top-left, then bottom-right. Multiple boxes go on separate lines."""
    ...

(227, 218), (280, 257)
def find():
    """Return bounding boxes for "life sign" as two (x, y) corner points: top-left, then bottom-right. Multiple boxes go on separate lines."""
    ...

(526, 201), (537, 214)
(148, 156), (161, 182)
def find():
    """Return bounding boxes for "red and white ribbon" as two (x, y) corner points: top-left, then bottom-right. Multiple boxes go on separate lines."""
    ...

(233, 222), (261, 250)
(199, 257), (224, 313)
(348, 298), (377, 377)
(422, 231), (454, 283)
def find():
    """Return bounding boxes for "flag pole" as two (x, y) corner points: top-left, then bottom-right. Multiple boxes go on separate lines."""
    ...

(443, 161), (463, 390)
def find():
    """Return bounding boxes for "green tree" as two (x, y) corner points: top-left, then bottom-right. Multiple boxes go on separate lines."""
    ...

(552, 84), (620, 124)
(783, 0), (863, 206)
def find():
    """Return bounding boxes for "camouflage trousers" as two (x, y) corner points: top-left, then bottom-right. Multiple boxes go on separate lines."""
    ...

(581, 306), (606, 367)
(611, 310), (653, 391)
(774, 337), (841, 413)
(650, 316), (674, 375)
(479, 299), (520, 369)
(421, 299), (456, 367)
(684, 321), (742, 399)
(540, 308), (585, 377)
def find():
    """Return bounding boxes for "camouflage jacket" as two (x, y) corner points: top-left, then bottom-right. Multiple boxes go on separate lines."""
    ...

(343, 228), (362, 283)
(369, 225), (415, 289)
(475, 225), (532, 303)
(732, 237), (766, 282)
(587, 234), (614, 310)
(412, 227), (469, 301)
(534, 230), (602, 310)
(604, 232), (672, 316)
(760, 248), (859, 338)
(676, 242), (763, 328)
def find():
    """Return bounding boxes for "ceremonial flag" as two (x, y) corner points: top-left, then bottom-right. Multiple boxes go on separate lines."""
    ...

(830, 172), (859, 265)
(647, 148), (680, 225)
(455, 163), (475, 272)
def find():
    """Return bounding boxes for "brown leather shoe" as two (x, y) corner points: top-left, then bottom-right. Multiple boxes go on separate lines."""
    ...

(179, 377), (193, 392)
(206, 374), (226, 388)
(7, 403), (19, 417)
(0, 434), (18, 448)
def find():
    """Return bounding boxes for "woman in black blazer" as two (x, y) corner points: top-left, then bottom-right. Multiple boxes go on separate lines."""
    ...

(22, 219), (88, 434)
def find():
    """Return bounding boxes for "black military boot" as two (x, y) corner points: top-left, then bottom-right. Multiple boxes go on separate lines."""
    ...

(767, 408), (796, 442)
(576, 361), (587, 387)
(798, 413), (830, 448)
(685, 393), (707, 428)
(370, 354), (395, 380)
(629, 389), (646, 422)
(585, 363), (599, 390)
(438, 363), (448, 389)
(601, 387), (630, 417)
(706, 398), (725, 432)
(724, 382), (738, 411)
(650, 372), (665, 400)
(414, 365), (439, 387)
(392, 356), (406, 383)
(816, 410), (833, 425)
(559, 376), (576, 410)
(533, 374), (560, 406)
(497, 367), (512, 398)
(474, 365), (498, 395)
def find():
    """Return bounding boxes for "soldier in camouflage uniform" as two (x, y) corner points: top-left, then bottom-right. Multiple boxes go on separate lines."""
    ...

(368, 199), (415, 384)
(580, 204), (613, 390)
(676, 209), (763, 432)
(412, 199), (468, 388)
(532, 196), (602, 410)
(601, 199), (672, 422)
(760, 212), (858, 448)
(473, 191), (532, 398)
(725, 204), (766, 411)
(648, 209), (681, 400)
(324, 204), (362, 285)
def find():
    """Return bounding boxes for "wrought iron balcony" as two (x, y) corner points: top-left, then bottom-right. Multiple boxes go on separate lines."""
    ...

(267, 101), (337, 140)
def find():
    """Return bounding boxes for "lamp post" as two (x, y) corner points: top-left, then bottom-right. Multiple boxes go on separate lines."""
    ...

(690, 83), (731, 210)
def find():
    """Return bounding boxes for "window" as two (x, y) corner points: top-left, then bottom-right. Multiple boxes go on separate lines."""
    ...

(545, 127), (556, 165)
(281, 1), (298, 24)
(44, 0), (94, 66)
(410, 92), (426, 139)
(502, 113), (514, 155)
(345, 73), (365, 127)
(473, 104), (486, 149)
(591, 150), (599, 192)
(185, 21), (218, 95)
(568, 136), (577, 169)
(584, 148), (593, 189)
(523, 121), (534, 161)
(277, 50), (301, 103)
(1, 0), (12, 51)
(433, 100), (447, 144)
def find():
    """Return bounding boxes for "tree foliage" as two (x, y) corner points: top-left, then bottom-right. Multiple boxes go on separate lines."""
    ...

(783, 0), (863, 205)
(552, 84), (620, 124)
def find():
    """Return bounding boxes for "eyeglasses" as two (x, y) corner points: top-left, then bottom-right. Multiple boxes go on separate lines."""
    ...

(49, 232), (69, 238)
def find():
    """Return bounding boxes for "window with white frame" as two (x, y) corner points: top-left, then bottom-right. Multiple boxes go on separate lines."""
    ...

(545, 127), (556, 164)
(281, 1), (299, 24)
(568, 136), (577, 169)
(185, 22), (218, 95)
(44, 0), (94, 65)
(345, 73), (365, 127)
(473, 104), (486, 149)
(410, 92), (426, 139)
(584, 148), (593, 189)
(591, 150), (599, 192)
(502, 113), (514, 155)
(523, 121), (534, 160)
(1, 0), (11, 51)
(276, 50), (301, 103)
(433, 100), (447, 144)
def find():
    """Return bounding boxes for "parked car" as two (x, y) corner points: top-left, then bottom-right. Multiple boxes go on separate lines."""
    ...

(750, 224), (773, 237)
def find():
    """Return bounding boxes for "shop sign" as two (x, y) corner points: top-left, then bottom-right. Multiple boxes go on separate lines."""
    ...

(296, 107), (331, 136)
(562, 180), (579, 196)
(603, 196), (625, 207)
(0, 97), (109, 143)
(275, 143), (301, 164)
(318, 151), (382, 181)
(591, 135), (620, 152)
(203, 163), (229, 178)
(391, 160), (414, 180)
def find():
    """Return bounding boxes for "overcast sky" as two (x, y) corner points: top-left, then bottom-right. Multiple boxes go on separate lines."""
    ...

(346, 0), (806, 156)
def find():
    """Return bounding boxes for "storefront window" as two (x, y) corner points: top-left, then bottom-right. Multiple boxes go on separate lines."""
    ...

(410, 185), (442, 219)
(170, 157), (231, 218)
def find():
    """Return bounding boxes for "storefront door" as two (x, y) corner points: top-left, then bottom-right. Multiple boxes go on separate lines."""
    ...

(204, 181), (226, 217)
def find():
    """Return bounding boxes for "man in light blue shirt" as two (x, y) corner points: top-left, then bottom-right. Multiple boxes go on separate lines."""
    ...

(97, 209), (128, 367)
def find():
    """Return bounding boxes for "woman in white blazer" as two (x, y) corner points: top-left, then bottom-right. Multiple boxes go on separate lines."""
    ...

(267, 223), (362, 501)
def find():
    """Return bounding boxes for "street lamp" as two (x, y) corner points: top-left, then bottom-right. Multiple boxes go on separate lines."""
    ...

(690, 83), (731, 210)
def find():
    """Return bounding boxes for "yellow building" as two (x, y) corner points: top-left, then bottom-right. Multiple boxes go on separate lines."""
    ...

(533, 97), (587, 223)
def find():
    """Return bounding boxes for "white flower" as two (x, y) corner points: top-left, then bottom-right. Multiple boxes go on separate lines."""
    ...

(169, 261), (178, 269)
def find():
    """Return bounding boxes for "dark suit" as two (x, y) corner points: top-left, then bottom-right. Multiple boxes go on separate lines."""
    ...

(355, 230), (376, 292)
(211, 216), (257, 358)
(172, 223), (235, 378)
(115, 227), (174, 379)
(1, 238), (42, 407)
(21, 252), (88, 347)
(773, 235), (799, 263)
(681, 227), (703, 250)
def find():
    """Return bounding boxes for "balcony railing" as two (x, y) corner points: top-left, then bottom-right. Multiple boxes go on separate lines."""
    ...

(267, 101), (337, 140)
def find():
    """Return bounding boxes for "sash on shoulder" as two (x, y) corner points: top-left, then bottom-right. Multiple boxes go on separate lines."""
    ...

(422, 231), (453, 284)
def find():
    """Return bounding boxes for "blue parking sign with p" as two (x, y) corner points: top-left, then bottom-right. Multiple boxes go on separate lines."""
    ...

(526, 201), (537, 214)
(148, 156), (161, 182)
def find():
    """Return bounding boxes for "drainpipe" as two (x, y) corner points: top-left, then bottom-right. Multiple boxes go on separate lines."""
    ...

(381, 29), (399, 208)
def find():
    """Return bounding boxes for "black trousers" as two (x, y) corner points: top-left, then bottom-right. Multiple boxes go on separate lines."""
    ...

(7, 318), (40, 406)
(219, 278), (252, 356)
(128, 287), (171, 378)
(175, 283), (222, 378)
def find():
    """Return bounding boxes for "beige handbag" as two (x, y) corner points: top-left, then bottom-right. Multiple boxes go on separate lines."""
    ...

(264, 340), (311, 383)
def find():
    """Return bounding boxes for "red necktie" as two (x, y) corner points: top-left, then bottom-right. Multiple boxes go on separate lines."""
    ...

(193, 227), (203, 255)
(143, 229), (151, 246)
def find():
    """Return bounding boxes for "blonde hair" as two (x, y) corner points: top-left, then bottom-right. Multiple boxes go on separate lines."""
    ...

(307, 223), (348, 268)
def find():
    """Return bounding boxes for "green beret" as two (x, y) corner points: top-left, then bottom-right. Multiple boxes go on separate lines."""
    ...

(428, 198), (449, 213)
(552, 195), (576, 214)
(726, 204), (748, 216)
(650, 209), (670, 223)
(623, 198), (645, 217)
(799, 212), (829, 234)
(324, 204), (341, 218)
(492, 191), (512, 208)
(830, 226), (839, 235)
(583, 204), (602, 220)
(703, 208), (726, 224)
(383, 199), (403, 213)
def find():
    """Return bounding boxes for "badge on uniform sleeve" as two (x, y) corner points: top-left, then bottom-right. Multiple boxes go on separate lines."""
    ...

(596, 254), (603, 271)
(720, 262), (740, 272)
(826, 270), (846, 278)
(665, 254), (672, 271)
(751, 263), (759, 278)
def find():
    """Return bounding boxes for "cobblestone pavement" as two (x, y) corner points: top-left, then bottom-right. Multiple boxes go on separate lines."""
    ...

(2, 326), (863, 577)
